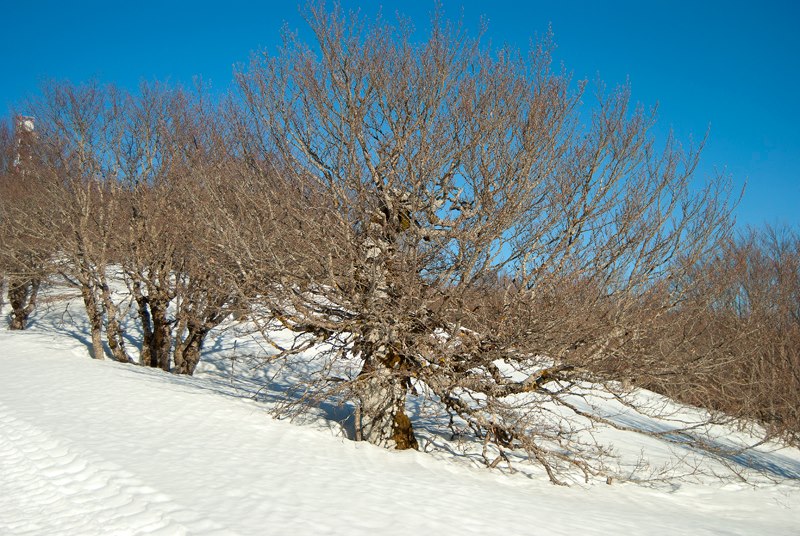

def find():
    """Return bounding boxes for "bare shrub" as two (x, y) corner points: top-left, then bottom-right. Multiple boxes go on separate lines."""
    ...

(639, 226), (800, 443)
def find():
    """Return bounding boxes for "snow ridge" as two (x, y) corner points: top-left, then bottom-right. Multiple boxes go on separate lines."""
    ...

(0, 402), (232, 536)
(1, 302), (799, 535)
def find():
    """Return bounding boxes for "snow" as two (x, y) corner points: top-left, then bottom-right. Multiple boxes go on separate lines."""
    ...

(1, 297), (799, 535)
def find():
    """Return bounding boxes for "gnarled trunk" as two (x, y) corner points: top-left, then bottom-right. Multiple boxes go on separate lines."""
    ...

(7, 276), (41, 330)
(132, 280), (172, 371)
(145, 299), (172, 372)
(105, 312), (129, 363)
(173, 326), (208, 375)
(355, 343), (418, 450)
(98, 278), (131, 364)
(352, 216), (418, 449)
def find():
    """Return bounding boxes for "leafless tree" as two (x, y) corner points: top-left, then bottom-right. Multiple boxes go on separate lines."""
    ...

(106, 82), (244, 374)
(9, 6), (786, 484)
(9, 81), (252, 372)
(640, 226), (800, 444)
(231, 4), (735, 482)
(13, 82), (134, 359)
(0, 115), (53, 330)
(0, 119), (16, 320)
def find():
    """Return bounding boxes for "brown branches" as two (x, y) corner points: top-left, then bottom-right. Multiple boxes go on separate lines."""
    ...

(226, 2), (741, 480)
(638, 226), (800, 443)
(4, 2), (793, 486)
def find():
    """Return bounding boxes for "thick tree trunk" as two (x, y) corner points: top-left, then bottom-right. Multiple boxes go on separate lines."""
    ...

(7, 276), (40, 330)
(8, 314), (26, 330)
(89, 325), (104, 362)
(150, 302), (172, 372)
(105, 314), (129, 363)
(352, 218), (418, 449)
(173, 327), (208, 375)
(132, 281), (171, 371)
(356, 349), (418, 450)
(132, 282), (153, 366)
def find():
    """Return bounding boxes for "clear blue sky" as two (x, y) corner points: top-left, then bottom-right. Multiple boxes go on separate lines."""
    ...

(2, 0), (797, 229)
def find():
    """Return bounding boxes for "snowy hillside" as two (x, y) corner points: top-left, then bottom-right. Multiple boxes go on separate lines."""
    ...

(1, 295), (799, 535)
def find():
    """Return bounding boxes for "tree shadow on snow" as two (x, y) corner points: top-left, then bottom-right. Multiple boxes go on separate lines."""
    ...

(603, 408), (800, 481)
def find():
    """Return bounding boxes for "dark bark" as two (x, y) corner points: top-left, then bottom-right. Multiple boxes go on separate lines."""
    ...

(77, 281), (105, 359)
(8, 276), (40, 330)
(132, 280), (154, 366)
(173, 326), (208, 375)
(150, 301), (172, 372)
(131, 279), (172, 371)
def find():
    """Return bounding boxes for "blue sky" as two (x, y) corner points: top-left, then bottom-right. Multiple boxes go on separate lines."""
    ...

(2, 0), (797, 229)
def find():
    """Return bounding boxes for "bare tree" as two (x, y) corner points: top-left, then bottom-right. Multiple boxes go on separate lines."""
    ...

(0, 119), (18, 322)
(640, 226), (800, 444)
(14, 82), (134, 359)
(12, 81), (246, 372)
(7, 6), (776, 484)
(231, 4), (734, 482)
(0, 115), (52, 330)
(107, 82), (243, 374)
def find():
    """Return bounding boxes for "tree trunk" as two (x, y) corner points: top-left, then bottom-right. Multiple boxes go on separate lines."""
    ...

(90, 324), (104, 362)
(78, 282), (105, 360)
(7, 276), (40, 330)
(101, 284), (130, 363)
(149, 301), (172, 372)
(132, 281), (153, 366)
(132, 281), (171, 371)
(105, 313), (129, 363)
(352, 219), (417, 449)
(356, 349), (418, 450)
(173, 326), (208, 375)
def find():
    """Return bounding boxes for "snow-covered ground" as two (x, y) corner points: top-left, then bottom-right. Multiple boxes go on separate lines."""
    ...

(1, 294), (799, 535)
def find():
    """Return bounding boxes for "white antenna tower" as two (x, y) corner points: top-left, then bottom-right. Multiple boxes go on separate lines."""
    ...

(12, 115), (35, 172)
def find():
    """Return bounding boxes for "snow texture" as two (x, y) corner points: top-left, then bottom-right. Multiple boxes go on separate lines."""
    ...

(1, 298), (799, 535)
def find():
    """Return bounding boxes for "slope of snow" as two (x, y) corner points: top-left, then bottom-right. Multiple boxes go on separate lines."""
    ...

(1, 302), (799, 534)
